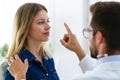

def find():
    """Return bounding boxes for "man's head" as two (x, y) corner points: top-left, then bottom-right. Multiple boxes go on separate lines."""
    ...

(89, 1), (120, 58)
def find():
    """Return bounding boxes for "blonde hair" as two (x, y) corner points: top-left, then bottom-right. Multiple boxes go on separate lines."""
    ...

(6, 3), (51, 60)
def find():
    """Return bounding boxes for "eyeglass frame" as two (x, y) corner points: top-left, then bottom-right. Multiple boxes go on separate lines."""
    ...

(82, 28), (93, 39)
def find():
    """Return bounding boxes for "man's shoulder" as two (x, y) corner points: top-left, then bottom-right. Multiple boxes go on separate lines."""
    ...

(80, 62), (120, 80)
(73, 70), (119, 80)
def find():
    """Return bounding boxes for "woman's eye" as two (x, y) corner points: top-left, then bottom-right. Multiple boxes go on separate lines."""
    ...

(38, 22), (44, 24)
(37, 20), (50, 25)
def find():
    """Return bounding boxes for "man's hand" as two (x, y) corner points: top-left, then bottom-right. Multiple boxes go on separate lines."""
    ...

(8, 55), (28, 80)
(60, 23), (86, 60)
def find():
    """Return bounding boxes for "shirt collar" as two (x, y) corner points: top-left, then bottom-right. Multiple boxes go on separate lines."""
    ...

(20, 48), (36, 61)
(97, 55), (120, 64)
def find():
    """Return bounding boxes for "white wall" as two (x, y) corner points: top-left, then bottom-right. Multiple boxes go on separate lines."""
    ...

(50, 0), (90, 80)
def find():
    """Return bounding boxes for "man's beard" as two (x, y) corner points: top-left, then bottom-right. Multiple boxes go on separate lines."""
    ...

(90, 38), (98, 59)
(90, 48), (98, 59)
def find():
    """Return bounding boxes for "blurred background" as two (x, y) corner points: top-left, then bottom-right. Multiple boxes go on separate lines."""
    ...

(0, 0), (119, 80)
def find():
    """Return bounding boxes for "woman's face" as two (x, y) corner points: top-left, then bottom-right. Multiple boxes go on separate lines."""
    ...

(28, 10), (50, 43)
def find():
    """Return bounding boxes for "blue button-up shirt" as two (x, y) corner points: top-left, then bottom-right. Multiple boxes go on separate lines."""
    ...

(5, 48), (59, 80)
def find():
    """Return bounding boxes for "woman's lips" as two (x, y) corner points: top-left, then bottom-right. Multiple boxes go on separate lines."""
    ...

(43, 32), (50, 36)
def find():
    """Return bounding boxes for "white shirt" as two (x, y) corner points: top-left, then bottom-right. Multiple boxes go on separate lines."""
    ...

(79, 55), (96, 73)
(73, 55), (120, 80)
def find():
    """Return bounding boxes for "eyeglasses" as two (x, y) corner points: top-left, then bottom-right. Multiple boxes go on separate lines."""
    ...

(82, 28), (93, 39)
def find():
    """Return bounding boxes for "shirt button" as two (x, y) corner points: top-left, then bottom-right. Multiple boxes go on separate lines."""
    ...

(46, 73), (48, 76)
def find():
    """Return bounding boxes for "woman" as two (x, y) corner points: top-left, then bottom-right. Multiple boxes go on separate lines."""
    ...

(5, 3), (59, 80)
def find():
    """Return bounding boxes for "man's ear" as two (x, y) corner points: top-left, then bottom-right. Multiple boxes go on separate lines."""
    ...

(95, 31), (107, 55)
(96, 31), (104, 44)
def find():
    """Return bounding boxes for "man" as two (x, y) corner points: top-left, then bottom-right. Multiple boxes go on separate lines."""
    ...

(60, 1), (120, 80)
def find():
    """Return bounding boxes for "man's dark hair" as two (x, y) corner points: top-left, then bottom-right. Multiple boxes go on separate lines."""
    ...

(90, 1), (120, 52)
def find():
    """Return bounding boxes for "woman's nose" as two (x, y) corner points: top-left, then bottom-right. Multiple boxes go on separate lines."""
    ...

(45, 23), (51, 30)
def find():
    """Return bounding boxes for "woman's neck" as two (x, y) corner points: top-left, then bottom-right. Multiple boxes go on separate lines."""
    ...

(26, 41), (43, 63)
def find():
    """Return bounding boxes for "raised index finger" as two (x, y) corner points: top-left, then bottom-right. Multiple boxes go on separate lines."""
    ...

(64, 23), (73, 35)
